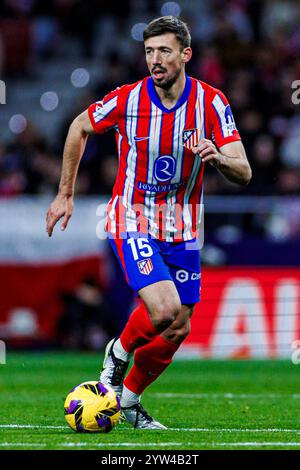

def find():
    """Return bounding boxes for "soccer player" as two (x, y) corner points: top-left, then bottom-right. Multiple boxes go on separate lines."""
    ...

(46, 16), (251, 429)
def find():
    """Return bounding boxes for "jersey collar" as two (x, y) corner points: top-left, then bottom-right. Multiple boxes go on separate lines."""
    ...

(146, 75), (191, 113)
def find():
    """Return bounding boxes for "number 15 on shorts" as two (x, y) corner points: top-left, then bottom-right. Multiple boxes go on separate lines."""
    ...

(127, 238), (153, 260)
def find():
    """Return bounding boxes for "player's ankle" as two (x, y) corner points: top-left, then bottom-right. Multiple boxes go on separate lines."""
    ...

(120, 385), (140, 408)
(113, 338), (131, 362)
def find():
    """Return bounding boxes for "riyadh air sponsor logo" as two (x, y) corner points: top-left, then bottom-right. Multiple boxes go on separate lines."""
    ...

(137, 258), (153, 275)
(137, 181), (186, 193)
(154, 155), (176, 182)
(176, 270), (201, 283)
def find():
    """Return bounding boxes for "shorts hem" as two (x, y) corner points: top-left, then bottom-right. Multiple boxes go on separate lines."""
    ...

(131, 276), (173, 294)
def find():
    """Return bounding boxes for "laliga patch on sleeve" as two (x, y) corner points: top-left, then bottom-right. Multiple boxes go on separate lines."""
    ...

(224, 105), (237, 133)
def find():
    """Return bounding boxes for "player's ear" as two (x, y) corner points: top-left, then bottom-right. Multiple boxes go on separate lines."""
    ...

(182, 47), (192, 64)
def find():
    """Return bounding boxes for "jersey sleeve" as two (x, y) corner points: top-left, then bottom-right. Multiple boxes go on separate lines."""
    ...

(209, 89), (241, 148)
(88, 87), (120, 133)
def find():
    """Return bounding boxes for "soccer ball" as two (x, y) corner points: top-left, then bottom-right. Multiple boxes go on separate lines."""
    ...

(64, 381), (120, 433)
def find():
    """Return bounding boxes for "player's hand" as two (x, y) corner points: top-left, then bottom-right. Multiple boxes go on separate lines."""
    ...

(46, 193), (74, 237)
(192, 139), (220, 166)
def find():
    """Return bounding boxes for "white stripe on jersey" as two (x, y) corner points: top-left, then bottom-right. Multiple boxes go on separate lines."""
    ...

(93, 96), (117, 124)
(165, 102), (188, 242)
(123, 82), (143, 232)
(199, 80), (206, 139)
(117, 131), (123, 161)
(145, 103), (163, 238)
(182, 81), (205, 240)
(108, 195), (119, 234)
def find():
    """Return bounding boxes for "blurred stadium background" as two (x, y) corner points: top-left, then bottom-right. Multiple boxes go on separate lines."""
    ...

(1, 0), (300, 360)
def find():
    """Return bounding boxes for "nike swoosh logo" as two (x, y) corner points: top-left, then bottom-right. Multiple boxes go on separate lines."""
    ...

(134, 136), (150, 141)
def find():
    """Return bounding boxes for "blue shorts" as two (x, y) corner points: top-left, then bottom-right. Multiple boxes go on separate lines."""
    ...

(109, 233), (201, 305)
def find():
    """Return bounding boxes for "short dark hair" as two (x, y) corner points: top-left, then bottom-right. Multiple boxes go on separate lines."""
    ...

(143, 16), (191, 50)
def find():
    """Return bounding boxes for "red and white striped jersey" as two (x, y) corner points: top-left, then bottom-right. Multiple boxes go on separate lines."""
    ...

(88, 76), (241, 241)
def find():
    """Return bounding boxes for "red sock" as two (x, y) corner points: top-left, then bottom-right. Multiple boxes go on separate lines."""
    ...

(124, 335), (179, 395)
(119, 302), (159, 353)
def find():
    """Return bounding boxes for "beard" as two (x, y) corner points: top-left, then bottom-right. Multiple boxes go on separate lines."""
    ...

(152, 67), (182, 90)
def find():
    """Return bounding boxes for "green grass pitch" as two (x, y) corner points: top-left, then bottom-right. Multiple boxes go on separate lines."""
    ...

(1, 352), (300, 450)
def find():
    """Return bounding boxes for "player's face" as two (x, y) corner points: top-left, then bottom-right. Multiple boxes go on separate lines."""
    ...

(144, 33), (192, 90)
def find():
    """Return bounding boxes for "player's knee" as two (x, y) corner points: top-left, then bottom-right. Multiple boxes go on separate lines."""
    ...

(176, 322), (191, 341)
(151, 300), (181, 331)
(165, 320), (191, 344)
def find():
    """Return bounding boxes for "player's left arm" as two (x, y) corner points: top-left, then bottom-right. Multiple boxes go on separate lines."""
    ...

(192, 87), (252, 185)
(192, 139), (252, 185)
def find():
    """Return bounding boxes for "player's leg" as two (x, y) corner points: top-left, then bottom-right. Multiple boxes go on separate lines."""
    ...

(119, 238), (201, 428)
(121, 304), (194, 429)
(100, 234), (181, 398)
(119, 279), (181, 352)
(100, 280), (181, 396)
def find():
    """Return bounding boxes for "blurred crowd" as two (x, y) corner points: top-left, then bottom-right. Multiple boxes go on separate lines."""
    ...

(1, 0), (300, 197)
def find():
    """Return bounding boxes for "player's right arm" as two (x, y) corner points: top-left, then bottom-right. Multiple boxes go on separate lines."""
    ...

(46, 110), (95, 237)
(46, 87), (121, 237)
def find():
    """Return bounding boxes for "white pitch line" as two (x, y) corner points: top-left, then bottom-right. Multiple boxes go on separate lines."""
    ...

(214, 442), (300, 447)
(2, 441), (300, 448)
(0, 443), (46, 447)
(61, 442), (184, 447)
(2, 424), (300, 433)
(152, 393), (300, 399)
(0, 424), (65, 429)
(169, 428), (300, 433)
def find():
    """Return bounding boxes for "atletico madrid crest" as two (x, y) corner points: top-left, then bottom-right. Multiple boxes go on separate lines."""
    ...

(182, 128), (201, 150)
(137, 259), (153, 275)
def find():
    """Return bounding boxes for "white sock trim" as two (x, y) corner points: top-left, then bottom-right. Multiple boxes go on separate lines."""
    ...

(120, 385), (141, 408)
(113, 338), (130, 362)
